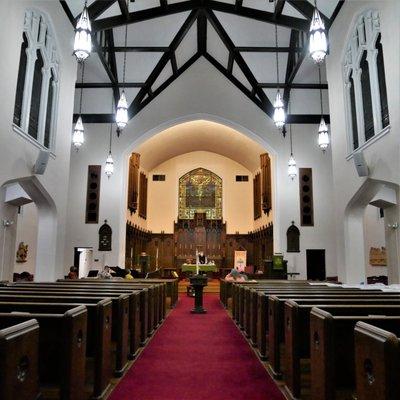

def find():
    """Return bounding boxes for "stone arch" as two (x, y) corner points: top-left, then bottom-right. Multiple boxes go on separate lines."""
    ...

(0, 175), (57, 281)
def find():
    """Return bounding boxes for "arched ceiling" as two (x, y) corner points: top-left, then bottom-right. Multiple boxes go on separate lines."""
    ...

(135, 120), (266, 171)
(61, 0), (344, 128)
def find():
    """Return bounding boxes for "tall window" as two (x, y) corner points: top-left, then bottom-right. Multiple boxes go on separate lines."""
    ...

(13, 10), (60, 151)
(343, 10), (390, 153)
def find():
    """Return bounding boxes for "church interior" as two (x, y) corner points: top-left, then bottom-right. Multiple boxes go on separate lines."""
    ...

(0, 0), (399, 399)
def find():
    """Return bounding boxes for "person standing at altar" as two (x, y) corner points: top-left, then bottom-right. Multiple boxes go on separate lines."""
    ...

(198, 251), (207, 265)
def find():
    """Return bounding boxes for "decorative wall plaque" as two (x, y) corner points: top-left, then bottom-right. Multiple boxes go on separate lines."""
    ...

(86, 165), (101, 224)
(286, 222), (300, 252)
(299, 168), (314, 226)
(99, 220), (112, 251)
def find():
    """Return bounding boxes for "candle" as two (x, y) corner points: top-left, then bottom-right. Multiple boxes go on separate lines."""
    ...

(156, 247), (159, 269)
(196, 248), (199, 275)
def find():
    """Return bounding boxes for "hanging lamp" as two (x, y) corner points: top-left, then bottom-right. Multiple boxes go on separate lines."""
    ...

(73, 1), (92, 62)
(72, 62), (85, 149)
(105, 99), (115, 177)
(116, 0), (129, 134)
(317, 65), (330, 151)
(287, 103), (298, 180)
(309, 0), (328, 64)
(273, 5), (285, 131)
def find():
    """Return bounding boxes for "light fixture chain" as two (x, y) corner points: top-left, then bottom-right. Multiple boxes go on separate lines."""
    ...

(274, 7), (280, 87)
(122, 0), (128, 86)
(288, 101), (293, 154)
(79, 61), (85, 113)
(109, 96), (113, 152)
(318, 64), (323, 115)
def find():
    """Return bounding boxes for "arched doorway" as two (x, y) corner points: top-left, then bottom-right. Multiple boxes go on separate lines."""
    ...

(344, 178), (399, 284)
(0, 176), (57, 281)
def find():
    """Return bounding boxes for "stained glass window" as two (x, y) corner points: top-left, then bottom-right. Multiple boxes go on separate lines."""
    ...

(178, 168), (222, 220)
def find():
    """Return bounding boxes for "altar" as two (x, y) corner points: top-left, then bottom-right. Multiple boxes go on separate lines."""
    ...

(180, 263), (218, 273)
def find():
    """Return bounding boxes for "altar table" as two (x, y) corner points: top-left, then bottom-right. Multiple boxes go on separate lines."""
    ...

(180, 264), (218, 273)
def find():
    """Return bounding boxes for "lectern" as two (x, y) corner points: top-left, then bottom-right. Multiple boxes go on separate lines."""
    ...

(189, 274), (208, 314)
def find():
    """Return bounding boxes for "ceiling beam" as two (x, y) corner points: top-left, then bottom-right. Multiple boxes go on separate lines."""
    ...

(127, 9), (199, 118)
(287, 114), (330, 124)
(205, 9), (274, 117)
(236, 46), (302, 52)
(76, 82), (143, 88)
(258, 83), (328, 89)
(117, 0), (130, 20)
(286, 0), (330, 26)
(330, 0), (345, 26)
(274, 0), (285, 19)
(76, 0), (118, 23)
(197, 10), (207, 55)
(105, 46), (169, 52)
(59, 0), (75, 25)
(93, 0), (198, 31)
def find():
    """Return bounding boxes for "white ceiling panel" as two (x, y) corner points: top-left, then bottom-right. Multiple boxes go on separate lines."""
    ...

(112, 12), (190, 46)
(176, 22), (197, 69)
(242, 0), (274, 12)
(129, 0), (160, 12)
(282, 3), (308, 20)
(215, 11), (291, 47)
(66, 0), (96, 18)
(77, 54), (111, 82)
(241, 52), (288, 83)
(152, 62), (174, 92)
(97, 2), (121, 19)
(307, 0), (338, 19)
(293, 58), (327, 84)
(115, 52), (164, 82)
(207, 21), (230, 68)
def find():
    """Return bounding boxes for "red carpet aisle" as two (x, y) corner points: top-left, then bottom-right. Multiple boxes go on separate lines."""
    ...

(109, 294), (285, 400)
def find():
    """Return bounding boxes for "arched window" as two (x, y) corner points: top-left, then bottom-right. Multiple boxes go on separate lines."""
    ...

(343, 10), (390, 153)
(13, 9), (60, 151)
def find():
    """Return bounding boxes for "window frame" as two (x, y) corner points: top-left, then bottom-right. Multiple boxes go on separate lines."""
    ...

(12, 9), (60, 156)
(342, 9), (391, 159)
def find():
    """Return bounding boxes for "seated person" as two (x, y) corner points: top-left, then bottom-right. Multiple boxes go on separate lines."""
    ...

(225, 268), (248, 282)
(67, 266), (78, 280)
(124, 268), (134, 280)
(98, 266), (113, 279)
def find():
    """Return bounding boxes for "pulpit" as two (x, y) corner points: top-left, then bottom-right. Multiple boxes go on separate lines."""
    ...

(189, 274), (208, 314)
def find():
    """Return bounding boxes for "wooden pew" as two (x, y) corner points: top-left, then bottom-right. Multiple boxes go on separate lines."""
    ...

(310, 305), (400, 400)
(0, 319), (40, 400)
(11, 282), (147, 349)
(0, 304), (87, 400)
(282, 296), (400, 399)
(5, 283), (143, 359)
(0, 292), (129, 378)
(354, 321), (400, 400)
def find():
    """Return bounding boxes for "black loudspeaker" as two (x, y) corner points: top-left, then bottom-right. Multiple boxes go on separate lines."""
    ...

(32, 149), (50, 175)
(299, 168), (314, 226)
(86, 165), (101, 224)
(353, 150), (369, 177)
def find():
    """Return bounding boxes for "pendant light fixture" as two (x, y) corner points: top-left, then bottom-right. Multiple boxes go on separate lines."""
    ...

(105, 98), (114, 178)
(309, 0), (328, 64)
(287, 103), (298, 180)
(116, 0), (129, 135)
(317, 65), (330, 151)
(73, 1), (92, 62)
(72, 62), (85, 150)
(273, 3), (285, 131)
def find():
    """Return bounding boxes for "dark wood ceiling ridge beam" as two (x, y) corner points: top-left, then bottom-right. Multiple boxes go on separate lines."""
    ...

(329, 0), (345, 26)
(93, 0), (199, 31)
(206, 0), (309, 31)
(205, 9), (274, 116)
(283, 29), (298, 110)
(197, 10), (207, 55)
(127, 9), (199, 117)
(59, 0), (75, 25)
(287, 114), (330, 124)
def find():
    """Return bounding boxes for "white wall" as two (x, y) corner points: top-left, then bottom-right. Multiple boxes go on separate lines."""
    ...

(364, 205), (387, 278)
(0, 0), (76, 280)
(65, 58), (337, 279)
(326, 0), (400, 283)
(147, 151), (254, 234)
(13, 203), (38, 275)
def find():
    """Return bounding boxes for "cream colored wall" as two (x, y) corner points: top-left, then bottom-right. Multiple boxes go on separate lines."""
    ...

(146, 151), (254, 234)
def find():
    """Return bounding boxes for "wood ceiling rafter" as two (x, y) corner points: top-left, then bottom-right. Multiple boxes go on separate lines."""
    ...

(60, 0), (340, 125)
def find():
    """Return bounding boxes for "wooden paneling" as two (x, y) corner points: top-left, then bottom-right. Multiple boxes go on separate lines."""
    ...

(85, 165), (101, 224)
(253, 172), (261, 220)
(125, 222), (151, 268)
(299, 168), (314, 226)
(127, 153), (140, 214)
(138, 172), (148, 220)
(249, 224), (274, 271)
(260, 153), (272, 215)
